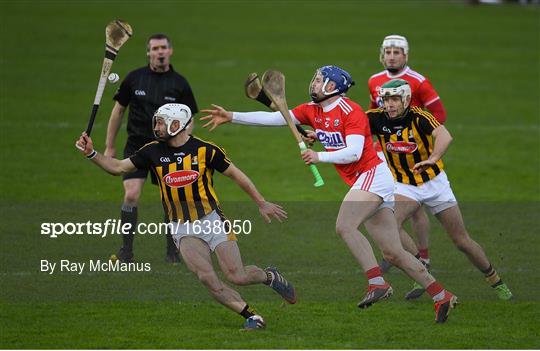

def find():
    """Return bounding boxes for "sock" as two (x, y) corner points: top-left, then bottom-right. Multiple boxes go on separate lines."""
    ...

(239, 304), (256, 319)
(481, 264), (503, 287)
(419, 248), (430, 261)
(164, 214), (177, 255)
(414, 252), (430, 269)
(120, 204), (137, 252)
(426, 281), (445, 302)
(366, 267), (385, 285)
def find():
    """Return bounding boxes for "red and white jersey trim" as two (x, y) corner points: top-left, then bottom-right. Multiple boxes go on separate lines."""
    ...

(338, 99), (353, 114)
(424, 96), (440, 106)
(321, 96), (352, 115)
(369, 66), (426, 84)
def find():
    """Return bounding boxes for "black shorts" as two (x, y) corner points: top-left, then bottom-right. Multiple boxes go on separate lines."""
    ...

(123, 137), (158, 185)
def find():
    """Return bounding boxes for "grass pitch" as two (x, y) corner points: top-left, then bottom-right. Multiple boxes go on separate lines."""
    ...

(1, 1), (539, 349)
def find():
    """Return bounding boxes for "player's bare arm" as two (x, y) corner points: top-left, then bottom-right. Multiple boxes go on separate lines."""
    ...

(413, 125), (453, 174)
(200, 104), (233, 131)
(76, 132), (137, 175)
(222, 164), (287, 223)
(104, 102), (127, 157)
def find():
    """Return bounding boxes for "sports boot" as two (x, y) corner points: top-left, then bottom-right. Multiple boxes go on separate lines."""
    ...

(358, 282), (393, 309)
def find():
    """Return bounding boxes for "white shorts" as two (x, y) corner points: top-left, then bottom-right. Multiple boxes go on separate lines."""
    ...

(377, 151), (387, 163)
(351, 162), (395, 210)
(169, 211), (236, 252)
(394, 171), (457, 215)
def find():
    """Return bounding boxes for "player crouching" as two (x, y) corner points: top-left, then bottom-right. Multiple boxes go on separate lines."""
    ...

(75, 103), (296, 330)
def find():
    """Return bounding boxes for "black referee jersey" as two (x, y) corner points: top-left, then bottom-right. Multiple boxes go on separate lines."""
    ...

(129, 136), (231, 223)
(114, 65), (198, 140)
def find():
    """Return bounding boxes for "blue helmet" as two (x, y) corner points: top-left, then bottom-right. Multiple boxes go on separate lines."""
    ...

(310, 65), (355, 102)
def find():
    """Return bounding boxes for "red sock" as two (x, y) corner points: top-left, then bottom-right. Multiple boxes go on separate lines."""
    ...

(419, 248), (429, 260)
(426, 281), (444, 298)
(365, 267), (382, 279)
(365, 267), (385, 285)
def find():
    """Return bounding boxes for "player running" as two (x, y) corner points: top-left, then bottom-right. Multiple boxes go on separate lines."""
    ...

(367, 79), (513, 301)
(368, 34), (448, 298)
(202, 66), (458, 323)
(76, 103), (295, 330)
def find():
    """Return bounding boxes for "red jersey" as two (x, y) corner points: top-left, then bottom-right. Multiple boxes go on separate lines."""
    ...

(368, 66), (440, 111)
(291, 97), (381, 186)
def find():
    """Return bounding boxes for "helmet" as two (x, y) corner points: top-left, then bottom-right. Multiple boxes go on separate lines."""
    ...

(379, 34), (409, 68)
(378, 79), (412, 110)
(310, 65), (355, 102)
(152, 103), (192, 139)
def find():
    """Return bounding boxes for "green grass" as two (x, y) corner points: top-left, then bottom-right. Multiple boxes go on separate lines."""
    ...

(2, 301), (538, 349)
(1, 0), (539, 349)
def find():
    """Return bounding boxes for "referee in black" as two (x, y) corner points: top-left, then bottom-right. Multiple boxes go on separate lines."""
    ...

(104, 33), (198, 263)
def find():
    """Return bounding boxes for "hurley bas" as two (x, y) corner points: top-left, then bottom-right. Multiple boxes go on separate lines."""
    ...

(41, 259), (151, 275)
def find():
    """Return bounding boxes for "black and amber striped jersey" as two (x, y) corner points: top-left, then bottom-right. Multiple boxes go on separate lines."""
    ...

(129, 136), (231, 222)
(367, 106), (443, 186)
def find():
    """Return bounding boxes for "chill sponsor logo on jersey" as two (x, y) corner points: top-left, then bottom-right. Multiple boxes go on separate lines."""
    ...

(163, 170), (200, 188)
(316, 129), (345, 149)
(386, 141), (418, 154)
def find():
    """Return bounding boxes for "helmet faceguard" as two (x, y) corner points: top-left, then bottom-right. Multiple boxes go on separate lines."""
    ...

(379, 34), (409, 72)
(378, 79), (412, 118)
(310, 65), (355, 103)
(152, 103), (192, 141)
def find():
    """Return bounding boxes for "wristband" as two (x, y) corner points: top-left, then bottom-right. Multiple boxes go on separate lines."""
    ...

(86, 150), (97, 160)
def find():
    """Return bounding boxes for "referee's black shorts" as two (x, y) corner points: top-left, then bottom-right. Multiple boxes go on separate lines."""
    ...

(122, 136), (158, 185)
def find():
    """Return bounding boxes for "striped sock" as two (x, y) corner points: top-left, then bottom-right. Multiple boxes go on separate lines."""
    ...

(419, 248), (429, 260)
(366, 266), (385, 285)
(239, 304), (256, 319)
(426, 281), (445, 302)
(481, 264), (503, 287)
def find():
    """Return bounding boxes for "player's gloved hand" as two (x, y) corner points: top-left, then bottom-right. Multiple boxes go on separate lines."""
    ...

(258, 201), (288, 223)
(301, 149), (319, 165)
(302, 129), (317, 148)
(200, 104), (233, 131)
(75, 132), (95, 157)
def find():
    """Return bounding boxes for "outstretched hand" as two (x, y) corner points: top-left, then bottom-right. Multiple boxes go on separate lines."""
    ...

(258, 201), (288, 223)
(75, 132), (94, 156)
(200, 104), (233, 131)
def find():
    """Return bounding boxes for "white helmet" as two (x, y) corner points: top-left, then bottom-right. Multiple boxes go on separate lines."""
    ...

(379, 79), (412, 110)
(152, 103), (192, 139)
(379, 34), (409, 67)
